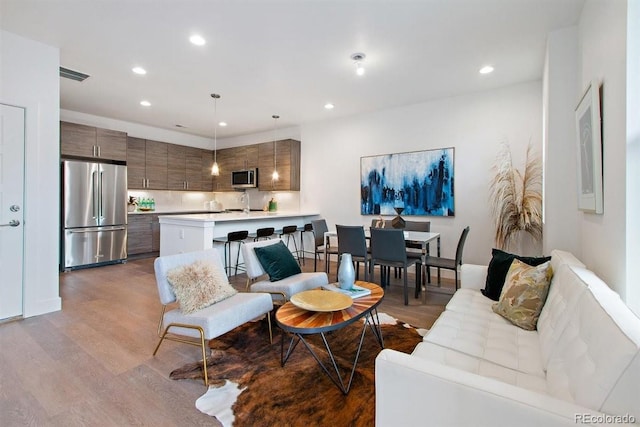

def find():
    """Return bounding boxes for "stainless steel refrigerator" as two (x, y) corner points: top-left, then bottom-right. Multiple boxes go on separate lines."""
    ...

(62, 160), (127, 269)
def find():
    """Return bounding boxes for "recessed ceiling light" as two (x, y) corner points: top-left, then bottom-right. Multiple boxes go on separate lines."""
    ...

(218, 122), (227, 127)
(132, 66), (146, 75)
(351, 53), (366, 76)
(189, 35), (206, 46)
(324, 103), (335, 110)
(140, 100), (151, 107)
(479, 65), (494, 74)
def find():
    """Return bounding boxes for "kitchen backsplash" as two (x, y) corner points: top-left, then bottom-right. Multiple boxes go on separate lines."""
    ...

(127, 189), (300, 213)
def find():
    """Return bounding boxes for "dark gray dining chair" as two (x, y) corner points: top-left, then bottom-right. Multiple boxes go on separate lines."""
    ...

(369, 228), (421, 305)
(404, 220), (430, 287)
(336, 225), (369, 282)
(421, 226), (470, 290)
(311, 219), (339, 274)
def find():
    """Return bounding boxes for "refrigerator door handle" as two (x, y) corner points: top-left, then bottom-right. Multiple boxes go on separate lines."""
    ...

(68, 226), (126, 233)
(92, 171), (99, 220)
(99, 170), (104, 221)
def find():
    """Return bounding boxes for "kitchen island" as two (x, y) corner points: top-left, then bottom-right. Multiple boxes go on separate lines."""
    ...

(158, 211), (320, 257)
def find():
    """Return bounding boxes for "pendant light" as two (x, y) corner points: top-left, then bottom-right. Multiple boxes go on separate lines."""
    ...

(210, 93), (220, 176)
(271, 114), (280, 181)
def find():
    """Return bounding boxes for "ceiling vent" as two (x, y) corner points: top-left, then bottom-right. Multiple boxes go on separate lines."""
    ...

(59, 67), (90, 82)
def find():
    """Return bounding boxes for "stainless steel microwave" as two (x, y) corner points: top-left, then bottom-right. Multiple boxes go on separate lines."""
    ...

(231, 169), (258, 188)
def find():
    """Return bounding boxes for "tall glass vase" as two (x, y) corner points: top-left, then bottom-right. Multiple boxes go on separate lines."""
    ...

(338, 253), (355, 290)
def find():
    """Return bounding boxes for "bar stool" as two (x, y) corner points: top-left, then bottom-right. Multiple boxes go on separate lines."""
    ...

(214, 230), (249, 276)
(251, 227), (276, 241)
(298, 223), (314, 265)
(279, 225), (301, 262)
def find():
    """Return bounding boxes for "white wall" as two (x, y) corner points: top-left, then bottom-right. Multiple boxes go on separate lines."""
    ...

(578, 0), (628, 299)
(299, 81), (544, 269)
(0, 31), (61, 316)
(543, 27), (581, 256)
(626, 0), (640, 315)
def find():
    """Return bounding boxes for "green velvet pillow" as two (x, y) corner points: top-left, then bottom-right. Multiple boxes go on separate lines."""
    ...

(253, 241), (301, 282)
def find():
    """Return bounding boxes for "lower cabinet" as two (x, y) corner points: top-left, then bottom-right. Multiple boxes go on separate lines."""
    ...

(128, 214), (160, 256)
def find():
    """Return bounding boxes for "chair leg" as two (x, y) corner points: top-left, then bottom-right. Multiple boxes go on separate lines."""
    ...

(235, 242), (242, 276)
(403, 267), (409, 305)
(199, 331), (209, 387)
(415, 264), (421, 299)
(266, 311), (273, 344)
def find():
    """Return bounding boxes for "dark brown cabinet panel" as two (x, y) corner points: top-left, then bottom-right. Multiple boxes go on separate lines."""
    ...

(167, 144), (187, 190)
(61, 121), (126, 161)
(185, 147), (203, 191)
(127, 138), (168, 190)
(96, 128), (127, 161)
(145, 140), (168, 189)
(213, 148), (234, 192)
(202, 150), (214, 192)
(258, 139), (300, 191)
(127, 214), (154, 255)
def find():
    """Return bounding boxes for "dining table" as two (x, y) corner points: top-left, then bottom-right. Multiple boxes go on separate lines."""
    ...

(324, 228), (443, 303)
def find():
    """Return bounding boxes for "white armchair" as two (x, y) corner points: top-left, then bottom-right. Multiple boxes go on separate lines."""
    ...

(153, 248), (273, 386)
(242, 239), (329, 301)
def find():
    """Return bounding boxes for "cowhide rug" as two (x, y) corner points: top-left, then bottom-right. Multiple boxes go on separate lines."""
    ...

(170, 313), (425, 427)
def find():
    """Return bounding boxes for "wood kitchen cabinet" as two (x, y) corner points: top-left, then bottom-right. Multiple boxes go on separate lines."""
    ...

(61, 121), (127, 161)
(212, 147), (235, 192)
(127, 213), (159, 255)
(127, 137), (168, 190)
(258, 139), (300, 191)
(168, 145), (204, 191)
(202, 149), (214, 192)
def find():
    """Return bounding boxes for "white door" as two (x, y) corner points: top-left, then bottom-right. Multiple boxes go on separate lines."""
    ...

(0, 104), (25, 320)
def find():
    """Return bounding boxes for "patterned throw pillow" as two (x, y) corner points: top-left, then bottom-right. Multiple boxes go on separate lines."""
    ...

(166, 260), (237, 314)
(492, 259), (553, 330)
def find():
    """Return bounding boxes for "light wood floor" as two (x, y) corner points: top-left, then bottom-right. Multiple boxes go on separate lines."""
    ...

(0, 256), (453, 426)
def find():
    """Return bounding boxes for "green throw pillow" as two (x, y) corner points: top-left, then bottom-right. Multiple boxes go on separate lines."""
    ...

(253, 241), (301, 282)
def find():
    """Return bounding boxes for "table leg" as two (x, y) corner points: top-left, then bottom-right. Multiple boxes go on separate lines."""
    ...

(437, 236), (441, 285)
(282, 313), (381, 395)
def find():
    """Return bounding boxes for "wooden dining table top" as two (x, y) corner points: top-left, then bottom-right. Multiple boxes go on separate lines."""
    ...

(275, 281), (384, 334)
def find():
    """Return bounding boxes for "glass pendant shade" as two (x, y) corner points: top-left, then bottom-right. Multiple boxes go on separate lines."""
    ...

(211, 93), (221, 176)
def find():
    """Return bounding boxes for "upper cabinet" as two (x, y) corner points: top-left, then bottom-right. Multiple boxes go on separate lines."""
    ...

(167, 144), (205, 191)
(61, 121), (127, 161)
(212, 147), (235, 192)
(258, 139), (300, 191)
(127, 137), (168, 190)
(202, 150), (214, 192)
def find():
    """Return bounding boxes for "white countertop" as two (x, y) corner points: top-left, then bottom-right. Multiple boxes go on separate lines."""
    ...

(158, 211), (319, 223)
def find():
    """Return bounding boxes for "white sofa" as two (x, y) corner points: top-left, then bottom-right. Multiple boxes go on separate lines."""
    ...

(376, 250), (640, 426)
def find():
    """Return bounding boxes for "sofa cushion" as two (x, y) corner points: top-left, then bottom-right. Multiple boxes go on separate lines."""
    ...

(249, 272), (328, 300)
(163, 292), (273, 339)
(482, 249), (551, 301)
(445, 288), (494, 313)
(491, 259), (553, 331)
(423, 309), (545, 376)
(545, 266), (640, 419)
(253, 240), (301, 281)
(412, 341), (548, 394)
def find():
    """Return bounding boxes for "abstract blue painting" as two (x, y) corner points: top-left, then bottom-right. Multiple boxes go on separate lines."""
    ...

(360, 148), (455, 216)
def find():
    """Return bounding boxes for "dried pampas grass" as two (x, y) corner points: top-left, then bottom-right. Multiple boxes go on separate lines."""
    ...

(489, 142), (542, 250)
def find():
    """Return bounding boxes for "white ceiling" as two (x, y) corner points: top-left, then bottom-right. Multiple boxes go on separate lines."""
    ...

(1, 0), (584, 139)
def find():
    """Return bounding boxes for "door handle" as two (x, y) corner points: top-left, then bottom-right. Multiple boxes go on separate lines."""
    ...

(0, 219), (20, 227)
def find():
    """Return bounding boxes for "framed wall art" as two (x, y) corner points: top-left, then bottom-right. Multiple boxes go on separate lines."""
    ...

(575, 81), (603, 214)
(360, 148), (454, 216)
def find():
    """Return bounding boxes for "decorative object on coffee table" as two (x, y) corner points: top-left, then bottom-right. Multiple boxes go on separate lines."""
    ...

(337, 253), (355, 290)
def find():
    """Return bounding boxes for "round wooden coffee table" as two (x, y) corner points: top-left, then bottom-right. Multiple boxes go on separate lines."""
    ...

(275, 281), (384, 394)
